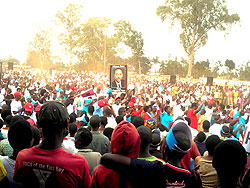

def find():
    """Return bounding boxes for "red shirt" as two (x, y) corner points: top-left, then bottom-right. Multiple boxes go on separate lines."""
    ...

(143, 112), (151, 123)
(187, 109), (198, 130)
(132, 108), (144, 116)
(14, 146), (92, 188)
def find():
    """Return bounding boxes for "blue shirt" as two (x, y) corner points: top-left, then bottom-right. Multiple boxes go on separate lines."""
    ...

(160, 112), (173, 129)
(93, 103), (103, 117)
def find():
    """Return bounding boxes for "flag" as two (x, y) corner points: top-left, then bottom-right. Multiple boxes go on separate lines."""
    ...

(81, 89), (95, 98)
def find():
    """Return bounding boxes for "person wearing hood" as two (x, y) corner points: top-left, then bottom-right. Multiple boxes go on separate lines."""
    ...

(92, 120), (141, 188)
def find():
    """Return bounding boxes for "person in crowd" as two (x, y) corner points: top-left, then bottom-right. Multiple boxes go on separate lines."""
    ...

(75, 128), (101, 176)
(202, 120), (211, 138)
(160, 105), (173, 131)
(62, 123), (78, 154)
(92, 121), (141, 188)
(99, 116), (107, 134)
(131, 116), (144, 128)
(195, 135), (221, 188)
(213, 140), (247, 188)
(187, 102), (205, 130)
(198, 109), (208, 132)
(103, 127), (114, 141)
(100, 120), (202, 188)
(88, 115), (111, 155)
(149, 132), (163, 159)
(13, 101), (92, 188)
(194, 132), (207, 156)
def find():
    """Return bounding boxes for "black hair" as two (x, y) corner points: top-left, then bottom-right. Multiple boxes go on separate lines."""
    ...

(10, 115), (25, 127)
(151, 133), (161, 147)
(196, 132), (206, 143)
(75, 128), (92, 149)
(137, 126), (152, 152)
(31, 126), (40, 146)
(132, 116), (144, 128)
(103, 127), (114, 141)
(88, 105), (94, 114)
(69, 123), (77, 137)
(1, 110), (11, 122)
(8, 120), (32, 155)
(118, 107), (126, 116)
(221, 125), (230, 136)
(69, 113), (77, 123)
(103, 107), (112, 116)
(5, 115), (12, 127)
(0, 119), (3, 129)
(40, 89), (47, 96)
(131, 115), (137, 123)
(203, 120), (210, 131)
(115, 116), (124, 124)
(90, 115), (101, 129)
(100, 116), (108, 126)
(184, 117), (191, 126)
(191, 103), (198, 108)
(114, 67), (123, 74)
(164, 106), (170, 112)
(213, 140), (247, 183)
(143, 106), (149, 112)
(205, 135), (221, 156)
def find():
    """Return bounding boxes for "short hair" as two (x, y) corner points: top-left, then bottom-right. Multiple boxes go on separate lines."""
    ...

(75, 128), (92, 149)
(132, 116), (144, 128)
(131, 115), (137, 123)
(103, 107), (112, 116)
(88, 105), (94, 114)
(213, 140), (247, 181)
(118, 107), (126, 116)
(191, 103), (198, 108)
(205, 135), (221, 156)
(151, 133), (161, 147)
(103, 127), (114, 141)
(196, 132), (206, 143)
(203, 120), (210, 131)
(8, 120), (32, 152)
(114, 67), (123, 74)
(90, 115), (100, 129)
(10, 115), (25, 126)
(5, 115), (12, 127)
(137, 126), (152, 151)
(69, 113), (77, 123)
(164, 106), (170, 112)
(115, 116), (124, 124)
(69, 123), (77, 137)
(184, 117), (191, 126)
(143, 106), (149, 112)
(31, 126), (40, 146)
(1, 110), (11, 121)
(100, 116), (108, 126)
(221, 125), (229, 136)
(0, 119), (3, 129)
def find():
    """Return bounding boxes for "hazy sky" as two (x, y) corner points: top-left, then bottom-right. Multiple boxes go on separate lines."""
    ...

(0, 0), (249, 65)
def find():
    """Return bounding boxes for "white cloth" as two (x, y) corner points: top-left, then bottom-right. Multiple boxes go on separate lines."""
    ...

(112, 104), (121, 117)
(62, 137), (77, 154)
(209, 123), (223, 137)
(10, 100), (22, 115)
(105, 116), (117, 129)
(205, 108), (213, 122)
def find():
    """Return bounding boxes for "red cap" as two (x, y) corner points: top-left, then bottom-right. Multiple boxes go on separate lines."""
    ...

(24, 103), (33, 112)
(14, 92), (21, 97)
(98, 99), (108, 108)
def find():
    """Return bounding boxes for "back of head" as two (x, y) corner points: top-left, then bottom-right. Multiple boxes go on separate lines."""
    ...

(213, 140), (247, 182)
(165, 120), (192, 160)
(137, 126), (152, 152)
(103, 127), (114, 141)
(31, 126), (40, 146)
(0, 119), (3, 129)
(88, 105), (94, 114)
(37, 101), (69, 137)
(115, 116), (124, 124)
(196, 132), (206, 143)
(184, 117), (191, 126)
(103, 107), (112, 117)
(90, 115), (100, 129)
(1, 110), (11, 122)
(100, 116), (108, 127)
(132, 116), (144, 128)
(5, 115), (12, 127)
(8, 120), (33, 153)
(205, 135), (221, 156)
(221, 125), (230, 137)
(69, 123), (77, 137)
(10, 115), (25, 127)
(111, 121), (141, 158)
(203, 120), (210, 131)
(69, 113), (77, 123)
(151, 133), (161, 147)
(75, 128), (92, 149)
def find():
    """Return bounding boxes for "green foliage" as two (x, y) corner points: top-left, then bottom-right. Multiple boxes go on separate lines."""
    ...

(225, 59), (235, 70)
(157, 0), (240, 76)
(160, 57), (188, 77)
(0, 56), (20, 65)
(239, 61), (250, 81)
(27, 29), (53, 70)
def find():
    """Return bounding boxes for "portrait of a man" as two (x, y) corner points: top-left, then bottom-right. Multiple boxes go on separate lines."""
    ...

(110, 65), (127, 90)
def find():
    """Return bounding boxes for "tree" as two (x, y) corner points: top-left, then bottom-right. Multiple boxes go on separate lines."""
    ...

(56, 3), (83, 66)
(27, 29), (53, 70)
(157, 0), (240, 77)
(114, 20), (145, 73)
(225, 59), (235, 71)
(239, 61), (250, 81)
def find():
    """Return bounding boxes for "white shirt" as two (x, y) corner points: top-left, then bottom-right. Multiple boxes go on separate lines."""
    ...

(10, 100), (22, 115)
(209, 123), (223, 136)
(105, 116), (117, 129)
(205, 108), (213, 122)
(112, 104), (122, 117)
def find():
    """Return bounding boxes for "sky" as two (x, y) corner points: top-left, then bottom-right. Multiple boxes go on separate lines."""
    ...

(0, 0), (249, 66)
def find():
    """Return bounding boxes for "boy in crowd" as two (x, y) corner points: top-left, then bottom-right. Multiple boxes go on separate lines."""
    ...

(13, 101), (92, 188)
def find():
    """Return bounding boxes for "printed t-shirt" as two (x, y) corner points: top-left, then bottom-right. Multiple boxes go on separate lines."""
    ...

(14, 146), (91, 188)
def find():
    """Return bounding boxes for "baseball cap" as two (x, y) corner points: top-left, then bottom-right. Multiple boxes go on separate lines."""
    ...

(166, 120), (192, 154)
(14, 92), (21, 97)
(24, 103), (33, 112)
(38, 101), (69, 123)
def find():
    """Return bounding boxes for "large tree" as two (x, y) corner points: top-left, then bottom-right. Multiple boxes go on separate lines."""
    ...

(157, 0), (240, 77)
(55, 3), (83, 66)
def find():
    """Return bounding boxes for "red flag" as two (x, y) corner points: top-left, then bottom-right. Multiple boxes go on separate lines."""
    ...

(81, 89), (95, 98)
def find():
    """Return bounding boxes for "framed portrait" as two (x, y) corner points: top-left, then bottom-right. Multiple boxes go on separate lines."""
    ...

(110, 65), (127, 91)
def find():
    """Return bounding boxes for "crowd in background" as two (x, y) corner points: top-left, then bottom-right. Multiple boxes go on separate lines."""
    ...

(0, 70), (249, 188)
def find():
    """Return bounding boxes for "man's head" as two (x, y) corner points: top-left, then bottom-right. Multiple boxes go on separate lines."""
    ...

(118, 107), (126, 116)
(213, 140), (247, 183)
(100, 116), (108, 127)
(205, 135), (221, 156)
(14, 92), (22, 101)
(37, 101), (69, 140)
(137, 126), (152, 153)
(103, 107), (112, 117)
(200, 109), (206, 115)
(88, 105), (94, 115)
(89, 115), (101, 130)
(8, 120), (33, 155)
(69, 123), (77, 137)
(220, 125), (230, 138)
(115, 116), (124, 124)
(191, 103), (198, 110)
(114, 68), (123, 83)
(164, 106), (172, 114)
(103, 127), (114, 141)
(195, 132), (206, 143)
(75, 128), (92, 149)
(132, 116), (144, 128)
(202, 120), (210, 132)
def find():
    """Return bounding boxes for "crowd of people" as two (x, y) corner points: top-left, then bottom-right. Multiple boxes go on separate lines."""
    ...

(0, 69), (249, 188)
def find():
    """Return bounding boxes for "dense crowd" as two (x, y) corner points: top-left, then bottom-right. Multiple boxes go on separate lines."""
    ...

(0, 70), (249, 188)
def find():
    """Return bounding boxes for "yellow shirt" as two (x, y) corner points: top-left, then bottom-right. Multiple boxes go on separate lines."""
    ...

(0, 160), (7, 181)
(198, 115), (208, 132)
